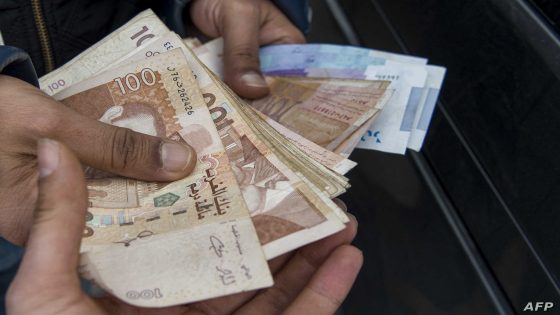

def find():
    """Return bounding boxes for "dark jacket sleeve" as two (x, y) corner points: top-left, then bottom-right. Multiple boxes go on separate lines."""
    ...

(161, 0), (311, 36)
(0, 46), (39, 87)
(272, 0), (311, 34)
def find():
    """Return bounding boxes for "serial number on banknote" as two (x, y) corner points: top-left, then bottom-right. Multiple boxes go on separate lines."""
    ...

(167, 66), (194, 115)
(372, 74), (400, 81)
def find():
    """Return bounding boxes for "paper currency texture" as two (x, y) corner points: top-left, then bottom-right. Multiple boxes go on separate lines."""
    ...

(54, 49), (272, 307)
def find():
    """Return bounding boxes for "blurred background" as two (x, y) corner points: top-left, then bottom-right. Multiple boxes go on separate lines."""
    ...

(305, 1), (560, 314)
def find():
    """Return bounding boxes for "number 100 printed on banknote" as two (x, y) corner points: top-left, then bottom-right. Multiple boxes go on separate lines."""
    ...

(53, 49), (272, 307)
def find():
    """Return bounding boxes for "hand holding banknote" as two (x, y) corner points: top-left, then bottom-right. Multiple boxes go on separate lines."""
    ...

(6, 139), (362, 315)
(190, 0), (305, 99)
(17, 8), (392, 308)
(0, 75), (196, 245)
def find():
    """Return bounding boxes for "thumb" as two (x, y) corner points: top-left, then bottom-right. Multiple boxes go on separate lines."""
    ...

(56, 114), (197, 182)
(221, 0), (270, 99)
(7, 139), (104, 315)
(18, 139), (87, 278)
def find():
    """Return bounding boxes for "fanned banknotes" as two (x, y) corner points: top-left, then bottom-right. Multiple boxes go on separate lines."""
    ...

(259, 45), (446, 153)
(38, 8), (446, 308)
(41, 10), (349, 306)
(259, 43), (427, 71)
(197, 38), (446, 153)
(53, 49), (272, 307)
(251, 76), (390, 151)
(114, 32), (348, 259)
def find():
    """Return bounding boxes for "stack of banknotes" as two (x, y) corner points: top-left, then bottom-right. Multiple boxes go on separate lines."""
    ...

(195, 36), (446, 155)
(38, 10), (445, 307)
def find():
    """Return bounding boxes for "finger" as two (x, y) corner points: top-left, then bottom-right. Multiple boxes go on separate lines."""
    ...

(52, 109), (197, 182)
(7, 140), (105, 315)
(268, 212), (357, 276)
(221, 0), (270, 99)
(234, 215), (358, 315)
(258, 1), (306, 45)
(283, 245), (363, 315)
(14, 139), (87, 283)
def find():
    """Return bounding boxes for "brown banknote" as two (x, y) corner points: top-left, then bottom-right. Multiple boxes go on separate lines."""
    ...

(251, 76), (390, 150)
(110, 32), (348, 259)
(255, 110), (357, 174)
(40, 9), (170, 96)
(53, 49), (272, 307)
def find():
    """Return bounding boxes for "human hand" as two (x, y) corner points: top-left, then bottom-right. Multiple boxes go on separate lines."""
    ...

(7, 139), (362, 315)
(190, 0), (306, 99)
(0, 75), (196, 245)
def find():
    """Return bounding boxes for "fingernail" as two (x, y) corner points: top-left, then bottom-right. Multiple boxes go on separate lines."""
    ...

(348, 212), (357, 224)
(240, 71), (268, 88)
(161, 142), (194, 172)
(37, 139), (60, 178)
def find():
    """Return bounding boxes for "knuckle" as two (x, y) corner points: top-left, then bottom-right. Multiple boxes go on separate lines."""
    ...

(297, 248), (321, 269)
(228, 44), (260, 65)
(0, 79), (63, 136)
(109, 128), (141, 170)
(30, 105), (64, 135)
(229, 0), (259, 17)
(276, 29), (306, 44)
(107, 128), (157, 171)
(261, 284), (293, 313)
(190, 302), (220, 315)
(291, 31), (306, 44)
